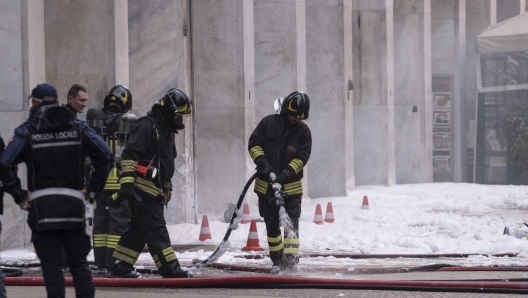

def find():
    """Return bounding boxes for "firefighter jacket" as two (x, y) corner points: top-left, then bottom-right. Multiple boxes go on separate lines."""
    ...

(119, 114), (176, 198)
(0, 103), (113, 232)
(248, 114), (312, 197)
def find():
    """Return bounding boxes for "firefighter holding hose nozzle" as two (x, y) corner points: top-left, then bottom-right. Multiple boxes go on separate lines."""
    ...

(248, 91), (312, 275)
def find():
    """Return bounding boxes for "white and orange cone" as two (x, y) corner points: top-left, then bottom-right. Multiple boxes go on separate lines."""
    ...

(313, 204), (324, 225)
(361, 195), (370, 210)
(198, 214), (212, 241)
(241, 203), (251, 224)
(241, 220), (264, 251)
(324, 202), (334, 223)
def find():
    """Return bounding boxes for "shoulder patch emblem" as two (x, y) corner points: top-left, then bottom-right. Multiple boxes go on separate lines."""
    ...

(287, 145), (297, 153)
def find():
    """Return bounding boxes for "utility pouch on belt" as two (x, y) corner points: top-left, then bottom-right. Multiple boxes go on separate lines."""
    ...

(136, 157), (158, 180)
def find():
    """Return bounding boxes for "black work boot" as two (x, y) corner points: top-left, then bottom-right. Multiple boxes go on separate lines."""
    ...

(270, 250), (283, 275)
(107, 261), (141, 278)
(280, 254), (299, 273)
(159, 262), (193, 278)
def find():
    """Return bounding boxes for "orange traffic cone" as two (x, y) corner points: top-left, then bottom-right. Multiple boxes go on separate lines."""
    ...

(241, 220), (264, 251)
(324, 202), (334, 223)
(198, 214), (212, 241)
(241, 203), (251, 224)
(313, 204), (323, 225)
(362, 196), (370, 210)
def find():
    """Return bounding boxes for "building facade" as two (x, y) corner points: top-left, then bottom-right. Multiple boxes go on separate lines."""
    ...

(0, 0), (522, 250)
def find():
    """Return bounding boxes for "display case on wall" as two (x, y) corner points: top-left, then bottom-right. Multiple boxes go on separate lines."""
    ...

(432, 75), (453, 182)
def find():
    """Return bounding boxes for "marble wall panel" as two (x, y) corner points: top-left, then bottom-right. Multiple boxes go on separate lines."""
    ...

(393, 10), (426, 184)
(44, 0), (115, 116)
(353, 105), (388, 185)
(394, 0), (420, 15)
(0, 1), (24, 111)
(356, 0), (384, 11)
(394, 14), (421, 105)
(466, 0), (488, 21)
(306, 2), (346, 197)
(431, 0), (455, 19)
(254, 1), (297, 122)
(356, 11), (386, 106)
(394, 104), (423, 183)
(497, 0), (520, 23)
(431, 19), (455, 74)
(129, 0), (187, 115)
(193, 0), (247, 218)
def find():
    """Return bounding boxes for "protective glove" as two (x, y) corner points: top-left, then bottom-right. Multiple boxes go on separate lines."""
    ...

(106, 192), (122, 207)
(118, 183), (142, 203)
(258, 158), (274, 177)
(272, 172), (288, 185)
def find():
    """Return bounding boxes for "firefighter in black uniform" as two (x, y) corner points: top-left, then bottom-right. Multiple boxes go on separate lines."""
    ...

(248, 91), (311, 275)
(107, 88), (192, 278)
(89, 85), (135, 274)
(0, 83), (113, 298)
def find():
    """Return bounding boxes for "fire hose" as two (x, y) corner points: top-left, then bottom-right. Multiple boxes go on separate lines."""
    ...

(6, 276), (528, 294)
(192, 172), (258, 269)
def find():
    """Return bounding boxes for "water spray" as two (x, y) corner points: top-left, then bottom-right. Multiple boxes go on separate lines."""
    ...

(271, 183), (295, 239)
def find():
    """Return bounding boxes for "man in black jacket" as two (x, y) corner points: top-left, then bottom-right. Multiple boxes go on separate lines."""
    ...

(0, 83), (113, 298)
(62, 84), (88, 118)
(107, 88), (192, 279)
(248, 91), (311, 275)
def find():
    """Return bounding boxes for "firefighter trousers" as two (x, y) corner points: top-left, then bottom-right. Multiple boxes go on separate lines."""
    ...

(111, 190), (180, 277)
(93, 192), (130, 269)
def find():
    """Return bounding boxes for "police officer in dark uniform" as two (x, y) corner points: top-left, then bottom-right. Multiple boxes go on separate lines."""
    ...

(248, 91), (311, 275)
(107, 88), (192, 278)
(0, 83), (113, 298)
(88, 85), (135, 274)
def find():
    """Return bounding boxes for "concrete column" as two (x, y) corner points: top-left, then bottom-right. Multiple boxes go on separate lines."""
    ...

(114, 0), (129, 87)
(344, 0), (355, 195)
(243, 0), (256, 180)
(393, 0), (433, 183)
(453, 0), (466, 182)
(0, 0), (45, 250)
(192, 0), (254, 218)
(305, 0), (354, 197)
(386, 0), (396, 186)
(424, 1), (433, 183)
(490, 0), (497, 25)
(521, 0), (526, 13)
(243, 0), (257, 217)
(353, 0), (396, 186)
